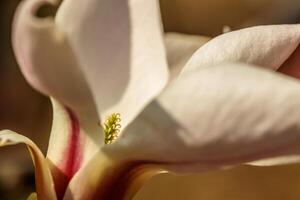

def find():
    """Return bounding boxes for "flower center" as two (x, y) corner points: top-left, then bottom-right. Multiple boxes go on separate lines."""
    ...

(102, 113), (121, 144)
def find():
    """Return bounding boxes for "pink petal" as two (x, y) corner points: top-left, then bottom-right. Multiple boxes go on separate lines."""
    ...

(46, 99), (101, 198)
(12, 0), (95, 113)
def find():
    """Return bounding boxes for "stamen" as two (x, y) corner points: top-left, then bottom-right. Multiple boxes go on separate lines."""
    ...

(27, 193), (37, 200)
(102, 113), (121, 144)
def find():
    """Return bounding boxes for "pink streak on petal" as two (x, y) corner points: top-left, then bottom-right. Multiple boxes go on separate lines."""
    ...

(54, 107), (83, 199)
(64, 107), (83, 180)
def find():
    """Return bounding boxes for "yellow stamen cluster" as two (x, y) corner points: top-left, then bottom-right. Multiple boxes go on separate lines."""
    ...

(27, 193), (37, 200)
(102, 113), (121, 144)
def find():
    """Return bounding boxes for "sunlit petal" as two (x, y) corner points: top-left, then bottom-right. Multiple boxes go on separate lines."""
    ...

(0, 130), (56, 200)
(181, 25), (300, 74)
(106, 63), (300, 171)
(249, 155), (300, 166)
(55, 0), (169, 127)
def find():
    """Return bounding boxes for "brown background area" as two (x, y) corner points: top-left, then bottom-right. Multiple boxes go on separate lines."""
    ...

(1, 0), (300, 199)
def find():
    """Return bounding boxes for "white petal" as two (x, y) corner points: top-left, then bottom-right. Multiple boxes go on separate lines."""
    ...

(55, 0), (169, 127)
(0, 130), (56, 200)
(46, 99), (101, 198)
(248, 155), (300, 166)
(105, 63), (300, 171)
(63, 150), (164, 200)
(165, 32), (210, 80)
(181, 25), (300, 74)
(12, 0), (95, 114)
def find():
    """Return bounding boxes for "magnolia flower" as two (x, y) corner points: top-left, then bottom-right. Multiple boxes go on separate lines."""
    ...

(3, 0), (300, 199)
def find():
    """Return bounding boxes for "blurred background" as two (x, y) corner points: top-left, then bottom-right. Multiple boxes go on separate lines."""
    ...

(1, 0), (300, 199)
